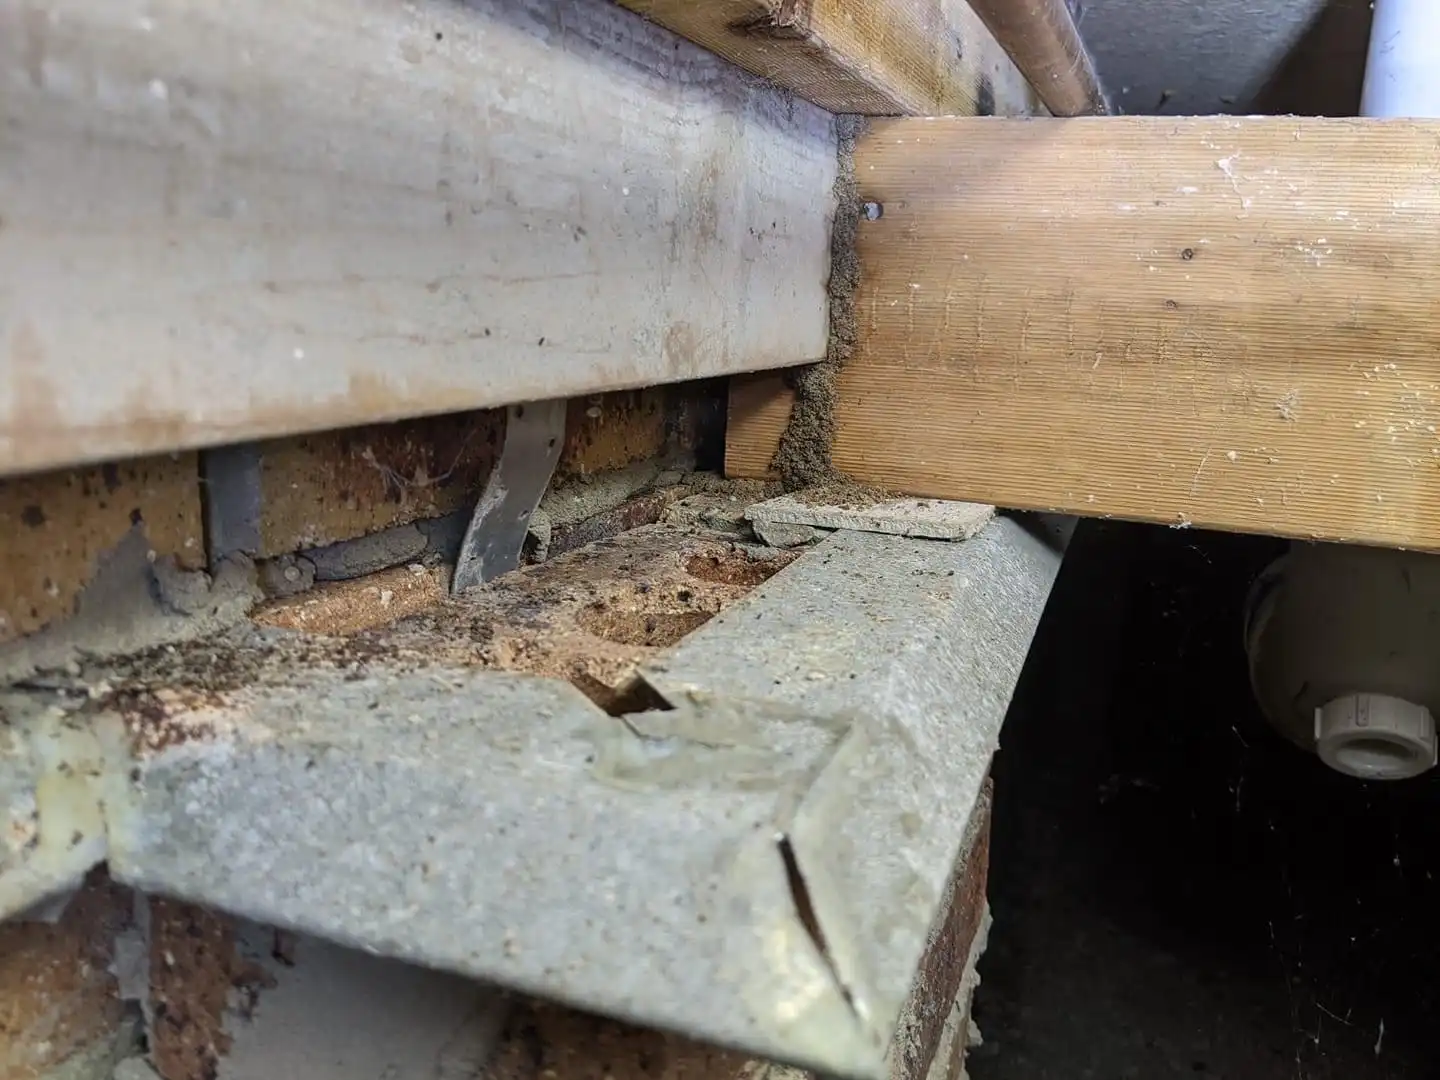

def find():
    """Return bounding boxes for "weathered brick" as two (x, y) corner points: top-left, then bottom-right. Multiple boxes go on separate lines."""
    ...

(148, 900), (269, 1080)
(886, 781), (993, 1080)
(0, 456), (203, 645)
(0, 871), (132, 1080)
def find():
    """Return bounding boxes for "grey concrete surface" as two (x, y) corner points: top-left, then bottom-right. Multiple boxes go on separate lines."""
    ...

(1079, 0), (1370, 115)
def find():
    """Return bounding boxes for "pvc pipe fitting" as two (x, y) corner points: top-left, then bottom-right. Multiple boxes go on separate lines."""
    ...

(1314, 694), (1438, 782)
(1269, 0), (1440, 784)
(1362, 0), (1440, 119)
(1243, 545), (1440, 782)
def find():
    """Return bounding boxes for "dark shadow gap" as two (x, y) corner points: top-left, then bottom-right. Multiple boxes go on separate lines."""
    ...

(974, 519), (1440, 1078)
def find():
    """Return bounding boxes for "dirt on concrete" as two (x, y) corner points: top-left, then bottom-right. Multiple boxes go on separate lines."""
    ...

(218, 524), (799, 717)
(432, 524), (798, 712)
(674, 471), (781, 503)
(0, 529), (260, 684)
(788, 477), (895, 509)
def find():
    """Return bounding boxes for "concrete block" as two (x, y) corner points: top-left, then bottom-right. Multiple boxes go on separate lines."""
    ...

(661, 493), (754, 535)
(0, 521), (1054, 1080)
(746, 496), (994, 541)
(752, 521), (821, 548)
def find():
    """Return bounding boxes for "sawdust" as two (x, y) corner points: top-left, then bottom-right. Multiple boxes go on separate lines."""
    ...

(38, 524), (800, 753)
(674, 472), (780, 502)
(788, 477), (895, 509)
(436, 525), (797, 710)
(682, 551), (785, 587)
(771, 116), (871, 497)
(573, 608), (713, 649)
(44, 524), (799, 755)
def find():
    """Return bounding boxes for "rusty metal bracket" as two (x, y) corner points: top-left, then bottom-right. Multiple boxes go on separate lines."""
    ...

(451, 400), (567, 595)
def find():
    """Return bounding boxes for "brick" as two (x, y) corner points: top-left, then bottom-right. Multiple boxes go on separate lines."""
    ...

(148, 900), (269, 1080)
(886, 781), (992, 1080)
(0, 456), (203, 645)
(483, 999), (782, 1080)
(255, 411), (504, 558)
(0, 871), (132, 1080)
(255, 385), (719, 559)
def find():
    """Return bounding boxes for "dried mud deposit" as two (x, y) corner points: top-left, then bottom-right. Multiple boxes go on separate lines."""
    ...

(771, 117), (889, 511)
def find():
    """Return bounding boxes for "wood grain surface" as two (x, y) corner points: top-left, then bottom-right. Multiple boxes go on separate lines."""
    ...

(618, 0), (1037, 116)
(0, 0), (834, 476)
(728, 116), (1440, 550)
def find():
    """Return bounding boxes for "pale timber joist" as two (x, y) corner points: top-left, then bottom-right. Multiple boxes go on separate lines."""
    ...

(616, 0), (1041, 116)
(0, 0), (1096, 482)
(0, 0), (835, 477)
(729, 117), (1440, 551)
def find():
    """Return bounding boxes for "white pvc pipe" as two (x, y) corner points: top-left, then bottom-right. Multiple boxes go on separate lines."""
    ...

(1259, 0), (1440, 784)
(1361, 0), (1440, 118)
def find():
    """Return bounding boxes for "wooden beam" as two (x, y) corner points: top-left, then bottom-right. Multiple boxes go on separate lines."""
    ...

(616, 0), (1039, 115)
(728, 117), (1440, 551)
(0, 0), (835, 477)
(965, 0), (1108, 115)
